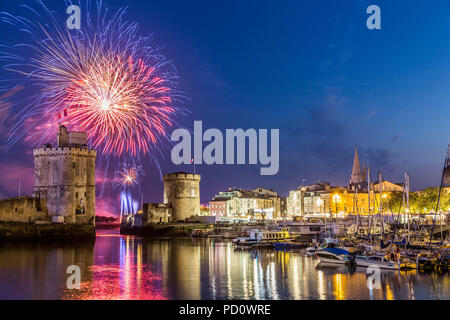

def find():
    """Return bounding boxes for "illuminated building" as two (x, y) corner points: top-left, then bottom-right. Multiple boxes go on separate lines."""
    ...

(209, 187), (282, 219)
(287, 189), (302, 216)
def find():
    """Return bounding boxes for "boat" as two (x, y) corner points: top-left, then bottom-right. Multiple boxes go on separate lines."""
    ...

(260, 228), (294, 243)
(306, 243), (324, 255)
(207, 234), (223, 239)
(416, 253), (437, 271)
(190, 228), (212, 237)
(232, 236), (259, 247)
(306, 238), (334, 254)
(398, 257), (417, 270)
(315, 247), (353, 265)
(233, 228), (294, 247)
(435, 253), (449, 272)
(355, 255), (398, 270)
(273, 242), (305, 249)
(283, 221), (325, 241)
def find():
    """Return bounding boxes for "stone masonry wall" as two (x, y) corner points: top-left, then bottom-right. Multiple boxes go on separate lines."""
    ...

(163, 173), (200, 221)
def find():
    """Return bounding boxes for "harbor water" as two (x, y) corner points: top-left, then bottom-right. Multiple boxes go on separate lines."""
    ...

(0, 228), (448, 300)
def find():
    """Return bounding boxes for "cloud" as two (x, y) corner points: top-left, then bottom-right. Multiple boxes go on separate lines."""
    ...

(361, 147), (395, 174)
(96, 193), (119, 217)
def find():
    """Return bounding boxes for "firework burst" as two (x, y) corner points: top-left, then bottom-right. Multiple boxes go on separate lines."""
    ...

(114, 164), (144, 190)
(0, 1), (184, 186)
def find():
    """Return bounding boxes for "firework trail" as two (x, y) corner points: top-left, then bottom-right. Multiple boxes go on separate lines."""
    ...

(0, 1), (185, 191)
(120, 190), (139, 216)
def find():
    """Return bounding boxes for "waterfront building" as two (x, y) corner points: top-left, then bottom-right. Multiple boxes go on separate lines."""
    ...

(199, 203), (210, 216)
(142, 203), (171, 224)
(209, 197), (230, 217)
(373, 180), (403, 192)
(287, 189), (302, 217)
(209, 187), (282, 220)
(288, 146), (405, 217)
(250, 187), (282, 218)
(0, 125), (96, 227)
(328, 187), (383, 215)
(302, 182), (332, 215)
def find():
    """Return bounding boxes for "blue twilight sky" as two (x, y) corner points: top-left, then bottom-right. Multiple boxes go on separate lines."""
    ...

(1, 0), (450, 215)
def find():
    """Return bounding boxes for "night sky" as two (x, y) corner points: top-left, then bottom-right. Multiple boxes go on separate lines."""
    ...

(1, 0), (450, 217)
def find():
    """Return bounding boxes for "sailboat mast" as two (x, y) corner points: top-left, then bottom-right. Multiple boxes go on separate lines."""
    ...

(406, 173), (410, 242)
(379, 170), (384, 238)
(368, 166), (372, 243)
(356, 186), (359, 233)
(429, 151), (448, 248)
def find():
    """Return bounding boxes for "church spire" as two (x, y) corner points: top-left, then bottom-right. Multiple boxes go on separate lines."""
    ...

(350, 145), (364, 185)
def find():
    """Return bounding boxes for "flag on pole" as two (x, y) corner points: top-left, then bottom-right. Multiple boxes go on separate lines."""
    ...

(57, 109), (68, 124)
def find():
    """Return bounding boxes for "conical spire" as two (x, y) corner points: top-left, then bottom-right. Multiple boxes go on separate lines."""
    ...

(350, 146), (364, 185)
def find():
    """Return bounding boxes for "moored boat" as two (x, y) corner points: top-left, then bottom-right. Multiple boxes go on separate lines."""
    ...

(399, 258), (417, 270)
(315, 247), (353, 265)
(355, 255), (398, 270)
(273, 242), (306, 249)
(416, 253), (437, 271)
(232, 228), (294, 248)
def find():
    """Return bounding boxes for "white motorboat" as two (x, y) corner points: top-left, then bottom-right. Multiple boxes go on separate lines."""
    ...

(315, 248), (352, 265)
(356, 255), (398, 270)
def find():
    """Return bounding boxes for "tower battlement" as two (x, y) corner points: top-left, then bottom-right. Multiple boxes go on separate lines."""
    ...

(33, 126), (96, 225)
(163, 172), (201, 182)
(33, 147), (96, 158)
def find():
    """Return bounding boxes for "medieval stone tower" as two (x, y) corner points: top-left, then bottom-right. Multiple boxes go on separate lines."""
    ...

(163, 172), (201, 221)
(33, 126), (96, 225)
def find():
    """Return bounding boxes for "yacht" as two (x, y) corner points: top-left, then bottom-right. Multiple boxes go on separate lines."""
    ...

(284, 221), (324, 239)
(315, 247), (353, 265)
(355, 255), (398, 270)
(416, 253), (437, 270)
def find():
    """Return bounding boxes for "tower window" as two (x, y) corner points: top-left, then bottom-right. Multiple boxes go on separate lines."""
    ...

(76, 192), (78, 198)
(72, 162), (76, 169)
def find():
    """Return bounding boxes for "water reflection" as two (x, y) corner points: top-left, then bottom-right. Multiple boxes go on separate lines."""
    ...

(0, 228), (448, 300)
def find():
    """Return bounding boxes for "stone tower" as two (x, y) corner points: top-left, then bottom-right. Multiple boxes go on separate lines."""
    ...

(33, 126), (96, 225)
(350, 146), (364, 185)
(163, 172), (201, 221)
